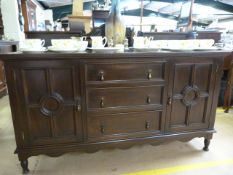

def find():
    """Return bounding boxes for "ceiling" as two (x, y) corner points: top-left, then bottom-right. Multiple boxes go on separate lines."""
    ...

(36, 0), (233, 9)
(37, 0), (96, 8)
(36, 0), (233, 23)
(37, 0), (73, 8)
(217, 0), (233, 6)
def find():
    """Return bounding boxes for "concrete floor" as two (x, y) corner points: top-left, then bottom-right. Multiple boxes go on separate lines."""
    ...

(0, 95), (233, 175)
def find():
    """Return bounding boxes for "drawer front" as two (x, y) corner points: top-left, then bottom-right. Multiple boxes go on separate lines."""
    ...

(87, 111), (162, 138)
(85, 62), (166, 82)
(87, 85), (164, 110)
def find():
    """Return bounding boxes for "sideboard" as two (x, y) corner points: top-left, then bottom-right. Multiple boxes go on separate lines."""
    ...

(0, 50), (231, 174)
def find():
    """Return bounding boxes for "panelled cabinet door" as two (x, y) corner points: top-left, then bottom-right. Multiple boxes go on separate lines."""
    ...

(19, 61), (82, 145)
(166, 59), (216, 132)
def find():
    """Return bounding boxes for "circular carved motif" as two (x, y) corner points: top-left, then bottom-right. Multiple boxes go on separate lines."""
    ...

(40, 93), (64, 117)
(182, 86), (200, 106)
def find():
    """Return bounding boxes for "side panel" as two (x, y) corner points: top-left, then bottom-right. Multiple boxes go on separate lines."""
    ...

(0, 61), (7, 97)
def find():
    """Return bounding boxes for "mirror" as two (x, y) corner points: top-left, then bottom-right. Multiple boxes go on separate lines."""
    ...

(19, 0), (233, 33)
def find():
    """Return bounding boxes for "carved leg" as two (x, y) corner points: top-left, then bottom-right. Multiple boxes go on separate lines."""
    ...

(203, 138), (210, 151)
(14, 148), (18, 154)
(20, 160), (29, 174)
(224, 108), (229, 113)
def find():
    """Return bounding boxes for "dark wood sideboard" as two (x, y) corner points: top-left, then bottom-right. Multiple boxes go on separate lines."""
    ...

(0, 50), (231, 174)
(0, 41), (18, 98)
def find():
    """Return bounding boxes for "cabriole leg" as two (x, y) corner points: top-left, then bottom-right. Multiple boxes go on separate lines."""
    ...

(20, 159), (29, 174)
(203, 138), (210, 151)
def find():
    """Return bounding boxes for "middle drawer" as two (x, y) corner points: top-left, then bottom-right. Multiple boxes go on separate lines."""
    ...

(86, 85), (163, 110)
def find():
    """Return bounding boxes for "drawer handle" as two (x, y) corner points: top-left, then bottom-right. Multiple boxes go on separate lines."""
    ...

(100, 125), (105, 133)
(167, 97), (172, 105)
(147, 96), (151, 104)
(147, 70), (152, 80)
(145, 121), (150, 130)
(100, 98), (104, 108)
(75, 98), (81, 112)
(99, 71), (104, 81)
(76, 104), (81, 112)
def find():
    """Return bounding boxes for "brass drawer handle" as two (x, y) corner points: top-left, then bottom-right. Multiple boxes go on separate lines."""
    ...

(167, 97), (172, 105)
(99, 70), (104, 81)
(100, 98), (104, 108)
(145, 121), (150, 130)
(147, 96), (151, 104)
(147, 69), (152, 80)
(76, 104), (81, 112)
(100, 125), (105, 133)
(75, 98), (81, 112)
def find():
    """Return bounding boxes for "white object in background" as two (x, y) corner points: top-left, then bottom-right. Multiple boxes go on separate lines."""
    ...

(50, 39), (88, 52)
(221, 32), (233, 50)
(51, 39), (77, 49)
(91, 36), (107, 48)
(20, 47), (47, 52)
(71, 36), (87, 41)
(20, 39), (45, 49)
(1, 0), (25, 42)
(133, 37), (145, 48)
(48, 47), (78, 52)
(88, 47), (121, 53)
(75, 41), (88, 51)
(198, 39), (215, 48)
(115, 44), (124, 52)
(149, 40), (168, 49)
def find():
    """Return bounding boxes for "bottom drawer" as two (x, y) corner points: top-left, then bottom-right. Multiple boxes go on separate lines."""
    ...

(87, 111), (162, 139)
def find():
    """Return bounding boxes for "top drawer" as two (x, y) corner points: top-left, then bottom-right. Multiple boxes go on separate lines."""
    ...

(85, 62), (166, 83)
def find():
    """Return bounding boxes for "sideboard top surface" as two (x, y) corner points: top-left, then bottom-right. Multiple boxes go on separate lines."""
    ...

(0, 50), (232, 61)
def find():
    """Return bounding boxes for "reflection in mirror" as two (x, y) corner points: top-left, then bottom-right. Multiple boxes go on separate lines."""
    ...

(177, 1), (192, 27)
(18, 0), (233, 34)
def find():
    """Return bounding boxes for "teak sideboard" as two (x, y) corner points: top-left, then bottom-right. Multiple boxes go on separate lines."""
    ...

(0, 51), (231, 173)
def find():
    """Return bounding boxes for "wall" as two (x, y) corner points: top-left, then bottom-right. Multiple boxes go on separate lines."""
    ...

(1, 0), (25, 41)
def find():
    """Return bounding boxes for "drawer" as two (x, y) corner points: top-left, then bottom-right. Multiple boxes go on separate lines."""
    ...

(85, 62), (166, 82)
(87, 111), (162, 138)
(87, 85), (164, 110)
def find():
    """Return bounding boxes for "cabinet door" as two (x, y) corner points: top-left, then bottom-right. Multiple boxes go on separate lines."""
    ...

(166, 60), (216, 132)
(19, 61), (82, 145)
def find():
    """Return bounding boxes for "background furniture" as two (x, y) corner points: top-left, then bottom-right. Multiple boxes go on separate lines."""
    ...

(1, 51), (230, 174)
(143, 31), (222, 43)
(92, 10), (110, 28)
(21, 0), (37, 31)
